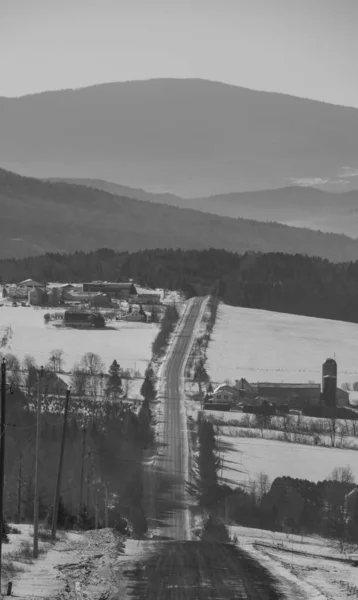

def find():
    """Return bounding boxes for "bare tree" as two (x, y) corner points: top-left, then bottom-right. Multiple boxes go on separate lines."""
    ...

(257, 472), (271, 500)
(49, 349), (65, 372)
(329, 466), (355, 486)
(80, 352), (105, 376)
(4, 351), (21, 385)
(328, 417), (337, 448)
(339, 421), (349, 447)
(342, 382), (352, 391)
(71, 364), (88, 396)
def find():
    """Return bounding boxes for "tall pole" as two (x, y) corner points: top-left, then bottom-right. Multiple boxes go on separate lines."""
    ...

(33, 366), (43, 559)
(0, 359), (7, 593)
(78, 426), (87, 518)
(104, 483), (109, 529)
(51, 388), (71, 539)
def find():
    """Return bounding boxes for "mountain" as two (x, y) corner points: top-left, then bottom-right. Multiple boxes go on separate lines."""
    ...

(49, 178), (358, 237)
(46, 177), (183, 207)
(3, 167), (358, 261)
(2, 78), (358, 197)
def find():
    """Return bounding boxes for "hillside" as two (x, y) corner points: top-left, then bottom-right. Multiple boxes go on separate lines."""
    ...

(4, 168), (358, 260)
(50, 178), (358, 238)
(3, 248), (358, 325)
(2, 78), (358, 196)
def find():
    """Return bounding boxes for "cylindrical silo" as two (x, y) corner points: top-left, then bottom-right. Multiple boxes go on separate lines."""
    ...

(322, 358), (337, 407)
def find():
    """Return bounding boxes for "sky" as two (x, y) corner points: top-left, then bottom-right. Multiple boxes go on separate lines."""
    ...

(1, 0), (358, 107)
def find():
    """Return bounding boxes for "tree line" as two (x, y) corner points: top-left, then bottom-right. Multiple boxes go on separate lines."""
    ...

(1, 355), (157, 538)
(4, 247), (358, 323)
(194, 414), (358, 548)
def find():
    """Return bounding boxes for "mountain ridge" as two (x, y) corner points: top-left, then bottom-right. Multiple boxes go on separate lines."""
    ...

(48, 176), (358, 238)
(2, 167), (358, 262)
(2, 78), (358, 196)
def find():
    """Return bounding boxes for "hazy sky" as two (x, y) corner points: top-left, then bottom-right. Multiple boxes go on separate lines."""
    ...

(1, 0), (358, 106)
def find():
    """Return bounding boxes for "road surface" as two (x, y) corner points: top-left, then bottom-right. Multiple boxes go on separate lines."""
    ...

(126, 541), (285, 599)
(138, 297), (287, 599)
(146, 296), (205, 539)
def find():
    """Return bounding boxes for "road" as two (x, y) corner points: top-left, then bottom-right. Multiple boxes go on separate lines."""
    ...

(138, 297), (286, 599)
(147, 296), (205, 540)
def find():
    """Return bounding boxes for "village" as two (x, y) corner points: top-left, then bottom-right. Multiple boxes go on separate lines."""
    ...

(0, 278), (163, 325)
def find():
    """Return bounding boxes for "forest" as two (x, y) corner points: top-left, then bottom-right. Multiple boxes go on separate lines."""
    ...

(3, 247), (358, 323)
(1, 351), (156, 538)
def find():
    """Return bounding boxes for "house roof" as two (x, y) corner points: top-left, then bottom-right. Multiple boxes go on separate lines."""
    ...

(84, 282), (134, 288)
(213, 384), (236, 394)
(18, 279), (44, 287)
(257, 382), (321, 389)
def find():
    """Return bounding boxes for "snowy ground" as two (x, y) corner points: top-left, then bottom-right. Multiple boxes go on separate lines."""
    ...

(233, 525), (358, 600)
(206, 303), (358, 388)
(1, 524), (147, 599)
(216, 435), (358, 488)
(0, 306), (158, 373)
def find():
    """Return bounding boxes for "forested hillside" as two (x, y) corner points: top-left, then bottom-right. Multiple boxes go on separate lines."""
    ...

(3, 168), (358, 261)
(2, 248), (358, 324)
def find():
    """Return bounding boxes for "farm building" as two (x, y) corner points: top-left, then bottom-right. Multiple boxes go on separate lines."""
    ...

(255, 383), (321, 408)
(336, 387), (350, 407)
(18, 278), (46, 291)
(123, 312), (147, 322)
(83, 282), (137, 299)
(211, 384), (239, 404)
(28, 287), (48, 306)
(64, 310), (105, 328)
(131, 293), (161, 305)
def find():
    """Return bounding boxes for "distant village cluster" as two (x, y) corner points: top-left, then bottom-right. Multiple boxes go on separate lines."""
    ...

(1, 279), (163, 326)
(206, 358), (350, 414)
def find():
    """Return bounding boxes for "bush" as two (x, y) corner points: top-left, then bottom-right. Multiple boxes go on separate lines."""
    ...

(201, 516), (231, 543)
(113, 516), (130, 536)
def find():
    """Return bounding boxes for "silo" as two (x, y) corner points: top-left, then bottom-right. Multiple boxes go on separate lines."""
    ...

(322, 358), (337, 407)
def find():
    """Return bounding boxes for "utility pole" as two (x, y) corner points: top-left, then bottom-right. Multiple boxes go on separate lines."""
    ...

(51, 388), (71, 539)
(0, 359), (7, 594)
(33, 366), (44, 559)
(78, 426), (87, 519)
(104, 483), (109, 529)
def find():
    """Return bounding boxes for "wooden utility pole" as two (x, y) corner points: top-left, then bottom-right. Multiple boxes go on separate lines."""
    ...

(104, 483), (109, 528)
(33, 366), (44, 559)
(0, 359), (7, 593)
(51, 388), (71, 539)
(78, 426), (87, 517)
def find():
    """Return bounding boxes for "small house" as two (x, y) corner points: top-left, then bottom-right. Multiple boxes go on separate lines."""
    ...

(211, 384), (239, 405)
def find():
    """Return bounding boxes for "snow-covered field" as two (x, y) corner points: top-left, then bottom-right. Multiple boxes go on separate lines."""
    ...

(218, 435), (358, 488)
(234, 525), (358, 600)
(206, 303), (358, 387)
(0, 306), (158, 373)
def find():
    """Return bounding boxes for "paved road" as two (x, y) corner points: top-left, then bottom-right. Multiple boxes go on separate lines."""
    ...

(138, 297), (286, 599)
(147, 296), (205, 540)
(126, 541), (285, 599)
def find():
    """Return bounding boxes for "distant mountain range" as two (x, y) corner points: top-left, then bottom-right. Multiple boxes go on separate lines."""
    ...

(49, 177), (358, 238)
(2, 78), (358, 197)
(3, 167), (358, 262)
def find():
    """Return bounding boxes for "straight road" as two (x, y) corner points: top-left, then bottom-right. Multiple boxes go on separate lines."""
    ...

(138, 296), (288, 599)
(149, 296), (206, 540)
